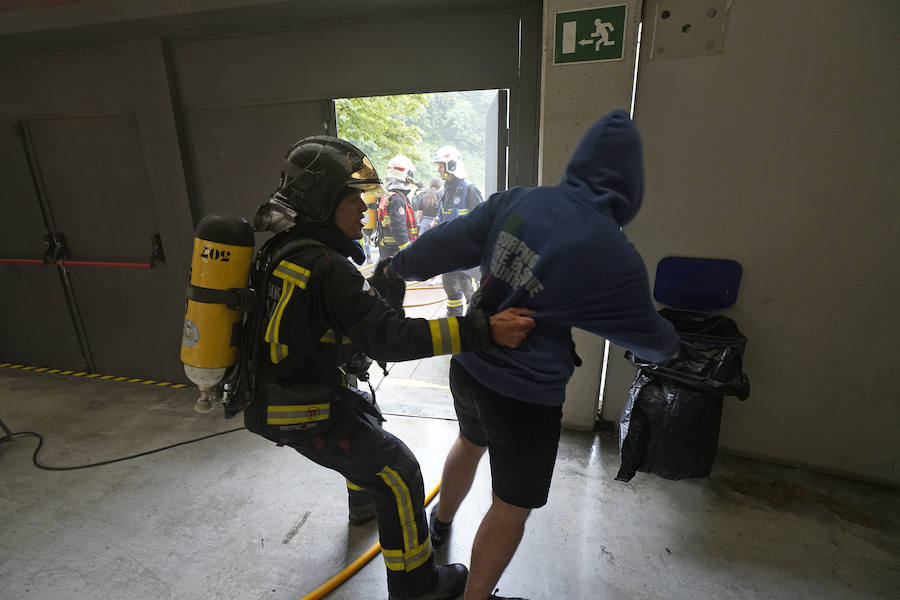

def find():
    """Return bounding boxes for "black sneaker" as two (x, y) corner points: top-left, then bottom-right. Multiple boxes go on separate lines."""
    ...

(429, 504), (452, 549)
(488, 589), (529, 600)
(389, 563), (468, 600)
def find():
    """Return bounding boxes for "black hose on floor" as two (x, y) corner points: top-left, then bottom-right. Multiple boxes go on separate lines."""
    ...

(0, 427), (245, 471)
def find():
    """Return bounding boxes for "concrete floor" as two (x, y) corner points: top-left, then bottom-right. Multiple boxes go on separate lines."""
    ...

(2, 288), (899, 599)
(2, 363), (899, 600)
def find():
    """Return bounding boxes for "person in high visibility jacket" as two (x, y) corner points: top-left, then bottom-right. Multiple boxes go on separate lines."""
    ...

(376, 154), (419, 259)
(244, 135), (535, 600)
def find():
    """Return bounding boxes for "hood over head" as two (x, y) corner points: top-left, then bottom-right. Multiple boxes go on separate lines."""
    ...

(562, 109), (644, 226)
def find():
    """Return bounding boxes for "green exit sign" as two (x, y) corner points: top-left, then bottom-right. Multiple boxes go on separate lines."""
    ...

(554, 5), (628, 65)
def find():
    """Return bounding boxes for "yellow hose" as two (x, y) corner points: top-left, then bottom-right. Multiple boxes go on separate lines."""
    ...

(300, 479), (442, 600)
(403, 298), (447, 309)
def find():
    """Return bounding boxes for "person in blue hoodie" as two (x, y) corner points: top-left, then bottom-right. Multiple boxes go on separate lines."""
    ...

(381, 110), (681, 600)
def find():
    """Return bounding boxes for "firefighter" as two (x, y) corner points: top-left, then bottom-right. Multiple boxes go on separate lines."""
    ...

(431, 146), (483, 316)
(243, 136), (535, 600)
(376, 154), (420, 259)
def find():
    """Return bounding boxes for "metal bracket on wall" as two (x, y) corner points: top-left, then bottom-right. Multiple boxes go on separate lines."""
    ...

(647, 0), (732, 60)
(18, 123), (95, 372)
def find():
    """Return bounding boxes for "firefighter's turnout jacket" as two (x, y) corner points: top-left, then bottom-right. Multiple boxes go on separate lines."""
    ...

(376, 189), (418, 257)
(242, 225), (491, 592)
(437, 177), (483, 224)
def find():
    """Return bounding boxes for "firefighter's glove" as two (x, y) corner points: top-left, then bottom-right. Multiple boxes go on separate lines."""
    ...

(367, 257), (406, 317)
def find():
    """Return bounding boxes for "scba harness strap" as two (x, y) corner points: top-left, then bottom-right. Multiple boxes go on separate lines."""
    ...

(220, 234), (325, 418)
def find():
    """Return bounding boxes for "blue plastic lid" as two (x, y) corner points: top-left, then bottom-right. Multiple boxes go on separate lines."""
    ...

(654, 256), (742, 311)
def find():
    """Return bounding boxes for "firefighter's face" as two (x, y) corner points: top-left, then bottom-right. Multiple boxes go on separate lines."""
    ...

(334, 191), (367, 240)
(436, 162), (447, 180)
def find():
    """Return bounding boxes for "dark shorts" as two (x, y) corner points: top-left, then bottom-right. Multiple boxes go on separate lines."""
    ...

(449, 359), (563, 508)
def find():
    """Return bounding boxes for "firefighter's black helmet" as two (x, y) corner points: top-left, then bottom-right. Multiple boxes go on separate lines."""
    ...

(272, 136), (384, 224)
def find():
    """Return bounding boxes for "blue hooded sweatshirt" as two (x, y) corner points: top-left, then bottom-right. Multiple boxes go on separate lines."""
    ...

(389, 110), (680, 406)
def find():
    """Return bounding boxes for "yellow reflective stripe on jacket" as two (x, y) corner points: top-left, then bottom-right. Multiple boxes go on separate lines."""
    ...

(377, 465), (432, 571)
(273, 260), (311, 288)
(427, 317), (461, 355)
(446, 298), (464, 308)
(266, 403), (330, 425)
(457, 208), (470, 215)
(381, 236), (396, 245)
(264, 261), (311, 363)
(319, 329), (352, 344)
(346, 480), (364, 491)
(265, 279), (295, 363)
(398, 241), (410, 250)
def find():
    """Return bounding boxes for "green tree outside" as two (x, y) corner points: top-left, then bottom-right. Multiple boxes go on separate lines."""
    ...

(336, 90), (499, 194)
(335, 94), (428, 169)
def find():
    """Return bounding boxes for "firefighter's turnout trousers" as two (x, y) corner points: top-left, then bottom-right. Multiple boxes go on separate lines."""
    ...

(289, 409), (435, 595)
(442, 271), (475, 317)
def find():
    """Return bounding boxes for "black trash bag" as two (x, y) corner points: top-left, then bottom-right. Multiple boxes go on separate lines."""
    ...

(616, 308), (750, 482)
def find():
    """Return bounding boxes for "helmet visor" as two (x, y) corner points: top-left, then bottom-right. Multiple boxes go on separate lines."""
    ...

(349, 156), (379, 183)
(347, 155), (384, 194)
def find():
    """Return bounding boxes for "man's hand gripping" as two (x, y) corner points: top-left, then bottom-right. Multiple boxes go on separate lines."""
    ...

(489, 307), (535, 348)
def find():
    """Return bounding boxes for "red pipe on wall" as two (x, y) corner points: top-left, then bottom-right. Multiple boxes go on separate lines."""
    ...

(0, 258), (152, 268)
(56, 260), (152, 269)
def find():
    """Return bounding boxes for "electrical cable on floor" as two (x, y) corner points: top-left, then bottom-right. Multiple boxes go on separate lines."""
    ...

(300, 479), (442, 600)
(0, 426), (245, 471)
(0, 360), (435, 471)
(4, 364), (450, 597)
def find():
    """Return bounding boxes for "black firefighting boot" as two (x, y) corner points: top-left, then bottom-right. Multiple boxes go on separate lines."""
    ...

(347, 485), (376, 525)
(388, 563), (468, 600)
(428, 503), (452, 550)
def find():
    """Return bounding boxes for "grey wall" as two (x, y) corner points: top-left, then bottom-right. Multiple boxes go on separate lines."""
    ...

(0, 1), (541, 381)
(601, 0), (900, 485)
(538, 0), (645, 431)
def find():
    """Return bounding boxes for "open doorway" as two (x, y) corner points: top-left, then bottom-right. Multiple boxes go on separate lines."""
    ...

(335, 89), (507, 198)
(335, 89), (508, 419)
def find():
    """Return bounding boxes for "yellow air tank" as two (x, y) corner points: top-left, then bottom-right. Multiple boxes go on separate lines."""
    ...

(181, 214), (255, 413)
(363, 190), (379, 231)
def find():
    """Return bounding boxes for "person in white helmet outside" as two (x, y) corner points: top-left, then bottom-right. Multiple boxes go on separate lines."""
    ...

(432, 146), (483, 316)
(376, 154), (420, 259)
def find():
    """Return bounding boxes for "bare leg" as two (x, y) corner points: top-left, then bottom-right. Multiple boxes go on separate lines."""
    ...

(436, 433), (486, 523)
(464, 493), (530, 600)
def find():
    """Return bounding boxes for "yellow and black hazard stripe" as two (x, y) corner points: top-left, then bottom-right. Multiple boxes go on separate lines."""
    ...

(428, 317), (462, 355)
(0, 363), (188, 388)
(378, 465), (432, 572)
